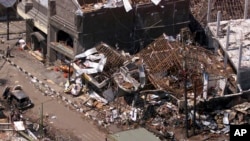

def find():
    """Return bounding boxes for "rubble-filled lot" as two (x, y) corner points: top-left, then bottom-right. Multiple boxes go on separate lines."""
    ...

(51, 32), (249, 140)
(1, 31), (248, 140)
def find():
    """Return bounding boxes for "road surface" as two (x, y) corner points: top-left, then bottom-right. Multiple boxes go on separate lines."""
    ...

(0, 39), (106, 141)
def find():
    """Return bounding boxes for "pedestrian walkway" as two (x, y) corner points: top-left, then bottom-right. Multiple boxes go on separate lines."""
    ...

(0, 40), (107, 140)
(2, 45), (85, 110)
(0, 21), (26, 35)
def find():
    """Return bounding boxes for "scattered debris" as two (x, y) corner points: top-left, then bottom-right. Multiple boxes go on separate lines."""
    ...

(54, 33), (243, 139)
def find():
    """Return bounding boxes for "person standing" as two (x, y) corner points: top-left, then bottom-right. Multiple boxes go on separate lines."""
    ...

(6, 45), (11, 58)
(2, 86), (10, 99)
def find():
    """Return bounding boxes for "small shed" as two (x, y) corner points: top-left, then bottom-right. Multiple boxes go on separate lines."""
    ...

(106, 128), (161, 141)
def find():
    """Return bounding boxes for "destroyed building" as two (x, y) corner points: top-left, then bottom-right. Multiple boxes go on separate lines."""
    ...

(190, 0), (250, 27)
(48, 0), (190, 63)
(190, 0), (250, 92)
(207, 18), (250, 91)
(134, 34), (237, 100)
(9, 0), (250, 139)
(189, 0), (250, 45)
(64, 32), (239, 139)
(17, 0), (190, 63)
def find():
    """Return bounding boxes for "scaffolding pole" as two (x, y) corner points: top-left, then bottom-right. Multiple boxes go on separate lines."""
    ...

(6, 7), (10, 40)
(244, 0), (249, 19)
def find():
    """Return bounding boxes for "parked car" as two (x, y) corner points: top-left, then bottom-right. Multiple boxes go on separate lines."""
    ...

(2, 85), (34, 110)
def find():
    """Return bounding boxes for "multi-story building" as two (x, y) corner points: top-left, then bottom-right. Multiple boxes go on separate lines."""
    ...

(17, 0), (48, 59)
(17, 0), (190, 63)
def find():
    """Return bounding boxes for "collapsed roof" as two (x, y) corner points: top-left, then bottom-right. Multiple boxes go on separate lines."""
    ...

(134, 34), (236, 99)
(72, 33), (237, 101)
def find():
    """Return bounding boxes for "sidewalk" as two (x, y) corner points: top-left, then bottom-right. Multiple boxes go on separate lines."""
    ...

(1, 39), (107, 140)
(0, 21), (26, 35)
(2, 40), (86, 110)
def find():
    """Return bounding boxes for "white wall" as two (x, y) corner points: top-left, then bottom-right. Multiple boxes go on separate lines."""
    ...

(35, 0), (48, 8)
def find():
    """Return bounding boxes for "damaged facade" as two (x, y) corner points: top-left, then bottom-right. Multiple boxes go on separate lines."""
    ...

(189, 0), (250, 45)
(190, 0), (250, 27)
(207, 18), (250, 91)
(17, 0), (47, 58)
(63, 33), (240, 139)
(12, 0), (250, 140)
(17, 0), (190, 63)
(134, 34), (237, 100)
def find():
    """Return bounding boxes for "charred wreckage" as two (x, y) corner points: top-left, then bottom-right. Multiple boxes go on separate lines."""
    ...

(55, 32), (249, 140)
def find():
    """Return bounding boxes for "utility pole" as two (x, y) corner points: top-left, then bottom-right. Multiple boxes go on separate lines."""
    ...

(193, 79), (197, 135)
(40, 102), (44, 138)
(181, 28), (189, 138)
(207, 0), (211, 24)
(244, 0), (249, 19)
(181, 29), (189, 138)
(184, 53), (189, 138)
(132, 0), (137, 53)
(6, 7), (10, 40)
(68, 61), (71, 82)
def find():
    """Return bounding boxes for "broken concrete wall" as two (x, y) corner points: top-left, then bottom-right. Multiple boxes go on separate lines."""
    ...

(80, 7), (133, 53)
(78, 0), (190, 54)
(207, 74), (224, 97)
(190, 0), (250, 46)
(238, 68), (250, 90)
(54, 0), (78, 24)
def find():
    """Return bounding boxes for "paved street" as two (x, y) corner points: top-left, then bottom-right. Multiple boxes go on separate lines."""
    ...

(0, 21), (25, 35)
(0, 37), (106, 140)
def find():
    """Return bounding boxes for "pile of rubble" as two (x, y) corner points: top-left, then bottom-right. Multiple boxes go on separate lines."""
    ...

(0, 106), (54, 141)
(59, 33), (243, 139)
(189, 101), (250, 135)
(81, 0), (161, 13)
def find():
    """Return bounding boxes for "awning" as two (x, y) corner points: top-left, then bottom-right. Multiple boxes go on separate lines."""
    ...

(30, 32), (46, 42)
